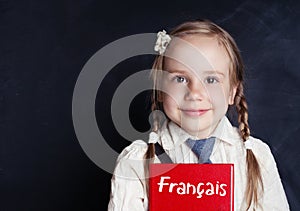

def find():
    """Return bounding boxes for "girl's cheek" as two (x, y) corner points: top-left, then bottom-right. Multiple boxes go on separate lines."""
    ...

(163, 82), (187, 101)
(206, 86), (228, 107)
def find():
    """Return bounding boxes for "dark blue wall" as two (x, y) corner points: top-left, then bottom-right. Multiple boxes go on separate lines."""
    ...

(1, 0), (299, 210)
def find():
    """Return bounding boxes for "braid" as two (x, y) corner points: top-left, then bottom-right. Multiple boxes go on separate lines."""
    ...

(144, 142), (154, 198)
(235, 83), (263, 209)
(144, 98), (160, 197)
(235, 84), (250, 140)
(145, 143), (155, 161)
(145, 55), (164, 163)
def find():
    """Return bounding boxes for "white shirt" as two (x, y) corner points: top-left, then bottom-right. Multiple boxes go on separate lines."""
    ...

(108, 116), (289, 210)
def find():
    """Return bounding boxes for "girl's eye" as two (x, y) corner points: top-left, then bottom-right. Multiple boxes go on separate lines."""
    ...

(174, 76), (188, 83)
(205, 76), (219, 84)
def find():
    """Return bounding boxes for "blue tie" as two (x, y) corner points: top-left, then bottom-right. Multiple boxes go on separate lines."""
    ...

(185, 137), (216, 163)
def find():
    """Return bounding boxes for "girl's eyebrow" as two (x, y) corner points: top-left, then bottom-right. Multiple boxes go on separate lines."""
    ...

(165, 69), (187, 74)
(203, 70), (225, 76)
(166, 69), (225, 76)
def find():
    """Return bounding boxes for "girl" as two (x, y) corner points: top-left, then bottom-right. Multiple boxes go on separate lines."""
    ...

(108, 19), (289, 210)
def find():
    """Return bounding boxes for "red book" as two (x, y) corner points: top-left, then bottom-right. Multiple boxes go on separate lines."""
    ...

(149, 164), (234, 211)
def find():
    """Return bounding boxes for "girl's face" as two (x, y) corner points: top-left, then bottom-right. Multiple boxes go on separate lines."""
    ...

(161, 35), (236, 138)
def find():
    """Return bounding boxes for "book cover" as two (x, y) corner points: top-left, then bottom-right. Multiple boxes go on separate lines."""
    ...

(149, 164), (234, 211)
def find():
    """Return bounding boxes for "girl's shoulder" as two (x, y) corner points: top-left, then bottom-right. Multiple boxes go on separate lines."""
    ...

(117, 140), (148, 162)
(247, 135), (272, 155)
(113, 140), (148, 179)
(246, 135), (279, 169)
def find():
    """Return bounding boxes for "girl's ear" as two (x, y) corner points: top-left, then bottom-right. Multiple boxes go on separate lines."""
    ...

(228, 85), (238, 105)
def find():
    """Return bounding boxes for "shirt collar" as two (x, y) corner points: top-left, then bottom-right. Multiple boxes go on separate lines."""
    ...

(159, 116), (240, 150)
(210, 116), (240, 145)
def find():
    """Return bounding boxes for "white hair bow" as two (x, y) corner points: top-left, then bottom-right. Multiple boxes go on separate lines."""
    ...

(154, 30), (171, 55)
(148, 131), (159, 144)
(244, 139), (253, 150)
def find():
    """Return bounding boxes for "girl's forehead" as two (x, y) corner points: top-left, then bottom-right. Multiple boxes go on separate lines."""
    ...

(164, 35), (231, 75)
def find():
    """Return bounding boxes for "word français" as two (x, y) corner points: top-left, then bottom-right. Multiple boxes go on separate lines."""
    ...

(157, 176), (227, 198)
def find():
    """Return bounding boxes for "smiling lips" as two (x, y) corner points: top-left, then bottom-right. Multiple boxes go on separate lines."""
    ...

(180, 109), (210, 117)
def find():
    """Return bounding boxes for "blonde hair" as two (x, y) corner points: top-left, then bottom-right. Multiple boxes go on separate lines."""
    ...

(145, 19), (263, 209)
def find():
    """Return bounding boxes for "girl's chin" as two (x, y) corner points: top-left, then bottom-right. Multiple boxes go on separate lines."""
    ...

(180, 125), (213, 139)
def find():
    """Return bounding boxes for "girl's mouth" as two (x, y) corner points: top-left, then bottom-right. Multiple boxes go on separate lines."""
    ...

(180, 109), (210, 117)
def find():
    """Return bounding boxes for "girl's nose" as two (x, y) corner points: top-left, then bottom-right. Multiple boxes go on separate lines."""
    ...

(184, 80), (206, 101)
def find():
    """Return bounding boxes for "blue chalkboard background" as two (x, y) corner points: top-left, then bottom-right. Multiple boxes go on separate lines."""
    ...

(1, 0), (299, 210)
